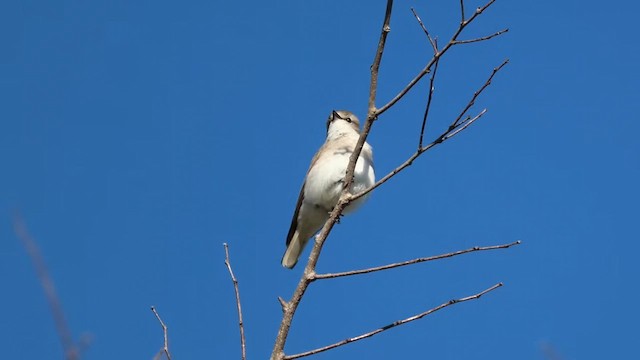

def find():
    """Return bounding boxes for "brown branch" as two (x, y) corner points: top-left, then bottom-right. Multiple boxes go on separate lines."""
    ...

(460, 0), (466, 22)
(454, 28), (509, 44)
(314, 241), (520, 280)
(224, 243), (246, 360)
(376, 0), (498, 117)
(452, 59), (508, 127)
(418, 58), (439, 149)
(445, 109), (487, 140)
(284, 283), (504, 359)
(12, 213), (81, 360)
(343, 0), (394, 195)
(150, 306), (172, 360)
(410, 6), (440, 150)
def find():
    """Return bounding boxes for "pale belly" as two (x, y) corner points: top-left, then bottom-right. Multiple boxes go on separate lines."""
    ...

(304, 151), (375, 213)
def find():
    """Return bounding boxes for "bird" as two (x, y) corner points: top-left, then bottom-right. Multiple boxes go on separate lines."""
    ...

(282, 110), (375, 269)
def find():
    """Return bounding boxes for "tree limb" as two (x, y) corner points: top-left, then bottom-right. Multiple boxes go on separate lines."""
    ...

(224, 243), (247, 360)
(150, 306), (172, 360)
(284, 283), (504, 359)
(13, 213), (83, 360)
(314, 241), (520, 280)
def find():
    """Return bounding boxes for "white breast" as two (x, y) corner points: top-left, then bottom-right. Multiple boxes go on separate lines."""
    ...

(304, 142), (375, 213)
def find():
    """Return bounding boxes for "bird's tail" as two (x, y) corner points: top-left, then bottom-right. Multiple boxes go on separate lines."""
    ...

(281, 233), (304, 269)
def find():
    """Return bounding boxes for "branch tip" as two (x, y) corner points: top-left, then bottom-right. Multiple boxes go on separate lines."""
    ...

(286, 283), (503, 359)
(223, 243), (247, 360)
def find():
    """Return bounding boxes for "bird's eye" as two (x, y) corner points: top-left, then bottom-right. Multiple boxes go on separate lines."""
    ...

(345, 117), (352, 123)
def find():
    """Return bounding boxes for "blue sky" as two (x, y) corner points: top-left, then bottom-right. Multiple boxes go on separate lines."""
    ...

(2, 0), (638, 359)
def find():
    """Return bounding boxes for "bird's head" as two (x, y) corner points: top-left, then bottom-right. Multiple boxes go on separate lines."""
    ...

(326, 110), (360, 135)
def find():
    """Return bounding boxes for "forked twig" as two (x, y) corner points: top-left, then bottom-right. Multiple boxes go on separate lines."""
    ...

(410, 7), (438, 53)
(315, 241), (521, 280)
(224, 243), (247, 360)
(418, 58), (439, 148)
(150, 306), (172, 360)
(454, 29), (509, 44)
(284, 283), (504, 359)
(452, 59), (509, 127)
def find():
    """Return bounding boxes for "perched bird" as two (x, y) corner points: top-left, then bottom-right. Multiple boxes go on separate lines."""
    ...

(282, 110), (375, 269)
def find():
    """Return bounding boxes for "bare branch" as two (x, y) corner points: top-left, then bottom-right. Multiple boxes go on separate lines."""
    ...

(284, 283), (504, 359)
(418, 58), (439, 149)
(150, 306), (172, 360)
(224, 243), (247, 360)
(445, 109), (487, 140)
(451, 59), (508, 127)
(367, 0), (394, 116)
(410, 7), (438, 53)
(454, 28), (509, 44)
(460, 0), (466, 22)
(12, 213), (81, 360)
(343, 0), (394, 195)
(314, 241), (520, 280)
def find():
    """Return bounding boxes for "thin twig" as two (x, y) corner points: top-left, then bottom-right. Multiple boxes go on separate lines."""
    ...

(343, 0), (394, 194)
(454, 28), (509, 44)
(224, 243), (247, 360)
(284, 283), (504, 359)
(314, 241), (520, 280)
(150, 306), (172, 360)
(410, 7), (438, 53)
(13, 213), (80, 360)
(418, 58), (439, 149)
(445, 109), (487, 140)
(452, 59), (508, 127)
(460, 0), (466, 22)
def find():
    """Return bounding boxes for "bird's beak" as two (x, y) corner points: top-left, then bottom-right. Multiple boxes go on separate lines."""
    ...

(331, 110), (339, 120)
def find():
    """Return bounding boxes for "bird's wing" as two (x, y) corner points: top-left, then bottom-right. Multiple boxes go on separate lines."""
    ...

(285, 182), (305, 247)
(285, 141), (328, 247)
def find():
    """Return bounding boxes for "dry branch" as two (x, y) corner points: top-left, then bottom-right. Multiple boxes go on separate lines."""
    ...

(151, 306), (172, 360)
(13, 214), (83, 360)
(284, 283), (504, 359)
(314, 241), (520, 280)
(454, 28), (509, 45)
(410, 7), (438, 53)
(224, 243), (247, 360)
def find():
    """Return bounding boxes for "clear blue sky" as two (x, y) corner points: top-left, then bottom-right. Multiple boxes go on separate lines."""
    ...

(2, 0), (638, 359)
